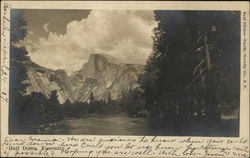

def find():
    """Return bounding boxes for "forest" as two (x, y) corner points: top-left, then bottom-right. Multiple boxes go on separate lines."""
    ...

(9, 10), (240, 136)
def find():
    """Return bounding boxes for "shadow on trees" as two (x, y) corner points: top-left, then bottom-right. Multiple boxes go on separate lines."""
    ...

(136, 11), (240, 137)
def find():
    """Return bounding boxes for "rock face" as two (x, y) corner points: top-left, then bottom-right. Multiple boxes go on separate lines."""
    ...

(23, 54), (144, 103)
(23, 60), (75, 103)
(69, 54), (144, 102)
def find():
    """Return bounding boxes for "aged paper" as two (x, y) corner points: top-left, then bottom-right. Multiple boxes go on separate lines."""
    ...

(1, 1), (249, 157)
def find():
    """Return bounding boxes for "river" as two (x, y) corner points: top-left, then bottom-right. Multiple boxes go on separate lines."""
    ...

(65, 115), (155, 135)
(48, 114), (176, 135)
(45, 114), (238, 136)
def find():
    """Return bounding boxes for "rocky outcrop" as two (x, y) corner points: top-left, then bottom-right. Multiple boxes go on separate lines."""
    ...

(69, 54), (144, 102)
(23, 53), (144, 103)
(23, 60), (75, 103)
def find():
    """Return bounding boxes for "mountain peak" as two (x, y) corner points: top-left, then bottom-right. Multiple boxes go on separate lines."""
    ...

(88, 53), (110, 65)
(88, 53), (120, 64)
(24, 53), (145, 104)
(82, 53), (115, 79)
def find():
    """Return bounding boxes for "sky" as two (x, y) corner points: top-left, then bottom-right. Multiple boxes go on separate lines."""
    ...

(21, 9), (157, 75)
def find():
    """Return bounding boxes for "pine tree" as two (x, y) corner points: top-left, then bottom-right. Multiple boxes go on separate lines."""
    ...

(9, 10), (30, 132)
(184, 11), (240, 128)
(107, 92), (112, 103)
(48, 90), (60, 106)
(139, 11), (240, 134)
(88, 92), (95, 104)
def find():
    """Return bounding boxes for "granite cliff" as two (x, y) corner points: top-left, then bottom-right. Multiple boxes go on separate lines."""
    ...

(23, 54), (144, 103)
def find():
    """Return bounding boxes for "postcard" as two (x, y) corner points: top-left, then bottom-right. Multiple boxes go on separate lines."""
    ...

(1, 1), (249, 157)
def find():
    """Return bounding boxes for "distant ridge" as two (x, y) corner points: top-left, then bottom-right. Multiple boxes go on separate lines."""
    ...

(24, 53), (144, 103)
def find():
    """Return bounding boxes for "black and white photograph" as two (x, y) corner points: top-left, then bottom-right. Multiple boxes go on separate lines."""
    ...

(9, 9), (240, 137)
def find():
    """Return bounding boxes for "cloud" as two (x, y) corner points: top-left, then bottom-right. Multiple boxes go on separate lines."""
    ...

(22, 10), (157, 75)
(43, 22), (49, 32)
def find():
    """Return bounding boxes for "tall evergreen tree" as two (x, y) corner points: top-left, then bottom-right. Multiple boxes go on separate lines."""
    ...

(88, 92), (95, 104)
(9, 10), (30, 131)
(139, 11), (195, 131)
(139, 11), (240, 134)
(184, 11), (240, 128)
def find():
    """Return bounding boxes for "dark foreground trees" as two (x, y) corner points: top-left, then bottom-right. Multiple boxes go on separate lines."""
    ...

(9, 10), (30, 132)
(139, 11), (240, 135)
